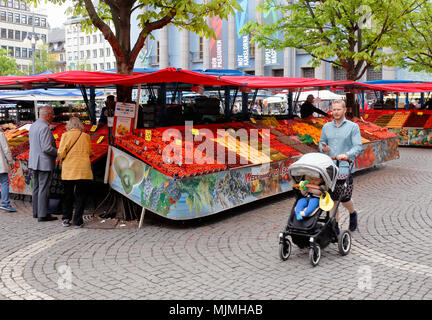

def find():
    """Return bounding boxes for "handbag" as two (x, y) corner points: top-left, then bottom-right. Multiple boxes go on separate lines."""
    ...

(49, 132), (82, 199)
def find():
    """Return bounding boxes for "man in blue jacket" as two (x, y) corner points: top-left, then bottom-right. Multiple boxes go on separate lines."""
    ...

(319, 99), (362, 233)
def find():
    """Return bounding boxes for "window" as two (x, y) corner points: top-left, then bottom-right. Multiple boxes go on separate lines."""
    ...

(34, 16), (39, 26)
(112, 62), (116, 69)
(93, 63), (97, 71)
(59, 53), (63, 61)
(272, 69), (284, 77)
(7, 12), (12, 22)
(22, 47), (27, 58)
(15, 47), (20, 58)
(301, 67), (315, 78)
(29, 48), (32, 58)
(249, 42), (255, 58)
(7, 0), (12, 8)
(73, 37), (77, 45)
(27, 15), (32, 25)
(0, 1), (4, 6)
(41, 34), (46, 43)
(367, 65), (382, 81)
(67, 52), (72, 60)
(80, 37), (84, 45)
(86, 50), (90, 58)
(156, 41), (160, 63)
(0, 11), (5, 21)
(7, 29), (13, 39)
(93, 49), (97, 58)
(99, 34), (103, 42)
(199, 37), (203, 60)
(106, 62), (111, 70)
(21, 14), (26, 24)
(106, 47), (110, 56)
(74, 51), (78, 59)
(100, 63), (104, 70)
(80, 51), (84, 59)
(99, 48), (104, 57)
(1, 46), (6, 51)
(20, 1), (25, 10)
(41, 18), (46, 27)
(86, 36), (90, 44)
(14, 13), (19, 23)
(15, 30), (19, 40)
(8, 46), (13, 56)
(0, 28), (5, 38)
(93, 35), (97, 43)
(333, 66), (347, 81)
(21, 31), (26, 40)
(13, 1), (18, 9)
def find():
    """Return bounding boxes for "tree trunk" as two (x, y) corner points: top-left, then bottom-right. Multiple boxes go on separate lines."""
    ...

(115, 58), (134, 103)
(346, 69), (360, 118)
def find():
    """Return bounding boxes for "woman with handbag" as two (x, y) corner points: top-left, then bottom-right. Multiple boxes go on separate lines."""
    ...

(58, 117), (93, 228)
(0, 128), (16, 212)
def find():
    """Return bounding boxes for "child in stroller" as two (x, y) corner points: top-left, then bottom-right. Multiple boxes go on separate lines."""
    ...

(294, 175), (324, 221)
(279, 152), (353, 266)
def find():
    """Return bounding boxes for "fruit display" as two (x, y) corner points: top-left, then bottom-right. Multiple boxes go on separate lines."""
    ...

(374, 114), (394, 127)
(385, 112), (410, 128)
(291, 122), (322, 144)
(403, 113), (430, 128)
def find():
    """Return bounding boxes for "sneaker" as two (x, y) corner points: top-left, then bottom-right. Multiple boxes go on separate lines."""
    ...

(349, 211), (358, 232)
(62, 219), (71, 227)
(0, 206), (17, 212)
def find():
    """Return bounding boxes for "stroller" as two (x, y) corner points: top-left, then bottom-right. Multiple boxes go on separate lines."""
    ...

(278, 153), (353, 266)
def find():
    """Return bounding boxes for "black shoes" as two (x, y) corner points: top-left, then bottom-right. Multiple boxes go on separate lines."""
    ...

(349, 211), (358, 231)
(38, 215), (58, 222)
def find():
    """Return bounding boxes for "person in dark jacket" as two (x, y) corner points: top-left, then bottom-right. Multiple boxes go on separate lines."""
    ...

(300, 94), (328, 118)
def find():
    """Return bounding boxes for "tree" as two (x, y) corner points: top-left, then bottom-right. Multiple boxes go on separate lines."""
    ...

(391, 2), (432, 75)
(0, 48), (24, 76)
(28, 43), (57, 74)
(241, 0), (424, 117)
(28, 0), (241, 101)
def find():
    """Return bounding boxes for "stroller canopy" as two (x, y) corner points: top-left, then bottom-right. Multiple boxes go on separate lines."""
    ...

(288, 153), (339, 191)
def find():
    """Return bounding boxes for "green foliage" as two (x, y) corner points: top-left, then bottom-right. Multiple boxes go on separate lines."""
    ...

(241, 0), (423, 80)
(391, 2), (432, 74)
(28, 43), (57, 74)
(0, 48), (23, 76)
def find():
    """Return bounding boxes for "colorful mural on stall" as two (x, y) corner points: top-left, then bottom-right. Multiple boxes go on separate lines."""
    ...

(389, 128), (432, 147)
(9, 160), (33, 196)
(354, 137), (399, 169)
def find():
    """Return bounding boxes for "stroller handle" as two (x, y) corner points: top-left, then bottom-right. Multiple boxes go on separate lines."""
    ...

(331, 156), (352, 164)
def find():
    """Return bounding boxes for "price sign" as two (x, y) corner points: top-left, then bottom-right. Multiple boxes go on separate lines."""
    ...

(192, 128), (199, 136)
(53, 134), (59, 140)
(250, 118), (256, 124)
(145, 130), (152, 141)
(90, 125), (98, 132)
(97, 136), (104, 144)
(417, 112), (423, 116)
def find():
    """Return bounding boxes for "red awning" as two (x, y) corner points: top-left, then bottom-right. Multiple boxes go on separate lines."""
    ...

(356, 82), (432, 93)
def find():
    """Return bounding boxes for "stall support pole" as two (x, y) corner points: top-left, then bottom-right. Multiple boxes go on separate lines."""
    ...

(361, 92), (365, 111)
(224, 86), (231, 121)
(34, 99), (38, 119)
(90, 86), (96, 125)
(138, 207), (146, 229)
(287, 91), (293, 118)
(406, 93), (409, 110)
(421, 92), (425, 108)
(242, 92), (249, 121)
(396, 94), (399, 110)
(134, 84), (141, 131)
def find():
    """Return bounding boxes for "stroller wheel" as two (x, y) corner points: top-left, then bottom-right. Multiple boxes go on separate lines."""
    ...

(309, 245), (321, 267)
(338, 230), (352, 256)
(279, 239), (291, 261)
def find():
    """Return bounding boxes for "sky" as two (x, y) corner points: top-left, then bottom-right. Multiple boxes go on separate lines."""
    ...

(36, 0), (72, 29)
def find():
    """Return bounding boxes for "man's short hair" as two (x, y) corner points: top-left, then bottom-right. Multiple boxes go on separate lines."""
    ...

(332, 99), (346, 108)
(107, 95), (115, 102)
(307, 94), (314, 100)
(39, 106), (54, 117)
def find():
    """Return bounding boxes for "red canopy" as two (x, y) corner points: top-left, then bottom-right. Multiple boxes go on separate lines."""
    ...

(356, 82), (432, 93)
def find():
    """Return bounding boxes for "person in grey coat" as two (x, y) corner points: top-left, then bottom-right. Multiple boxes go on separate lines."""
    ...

(0, 128), (15, 212)
(28, 106), (58, 221)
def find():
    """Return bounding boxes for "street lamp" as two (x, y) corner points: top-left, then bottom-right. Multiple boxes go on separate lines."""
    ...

(23, 33), (43, 75)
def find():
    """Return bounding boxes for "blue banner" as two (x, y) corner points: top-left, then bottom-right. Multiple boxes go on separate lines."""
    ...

(235, 0), (249, 68)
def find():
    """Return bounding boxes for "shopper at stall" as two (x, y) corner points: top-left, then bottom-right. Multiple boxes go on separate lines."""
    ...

(58, 117), (93, 228)
(28, 106), (58, 222)
(98, 95), (116, 125)
(319, 99), (362, 233)
(0, 128), (16, 212)
(300, 94), (328, 118)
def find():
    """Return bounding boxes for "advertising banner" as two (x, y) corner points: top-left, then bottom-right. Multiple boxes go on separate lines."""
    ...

(236, 0), (249, 68)
(263, 7), (279, 66)
(209, 16), (223, 69)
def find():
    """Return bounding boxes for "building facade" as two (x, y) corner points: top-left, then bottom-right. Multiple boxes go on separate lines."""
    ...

(0, 0), (48, 74)
(64, 16), (116, 72)
(48, 27), (66, 72)
(143, 0), (432, 82)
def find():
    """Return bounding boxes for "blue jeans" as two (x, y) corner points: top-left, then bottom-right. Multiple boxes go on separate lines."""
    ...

(0, 173), (10, 207)
(295, 196), (319, 220)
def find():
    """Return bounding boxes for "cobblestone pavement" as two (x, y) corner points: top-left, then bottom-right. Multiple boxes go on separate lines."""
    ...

(0, 147), (431, 300)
